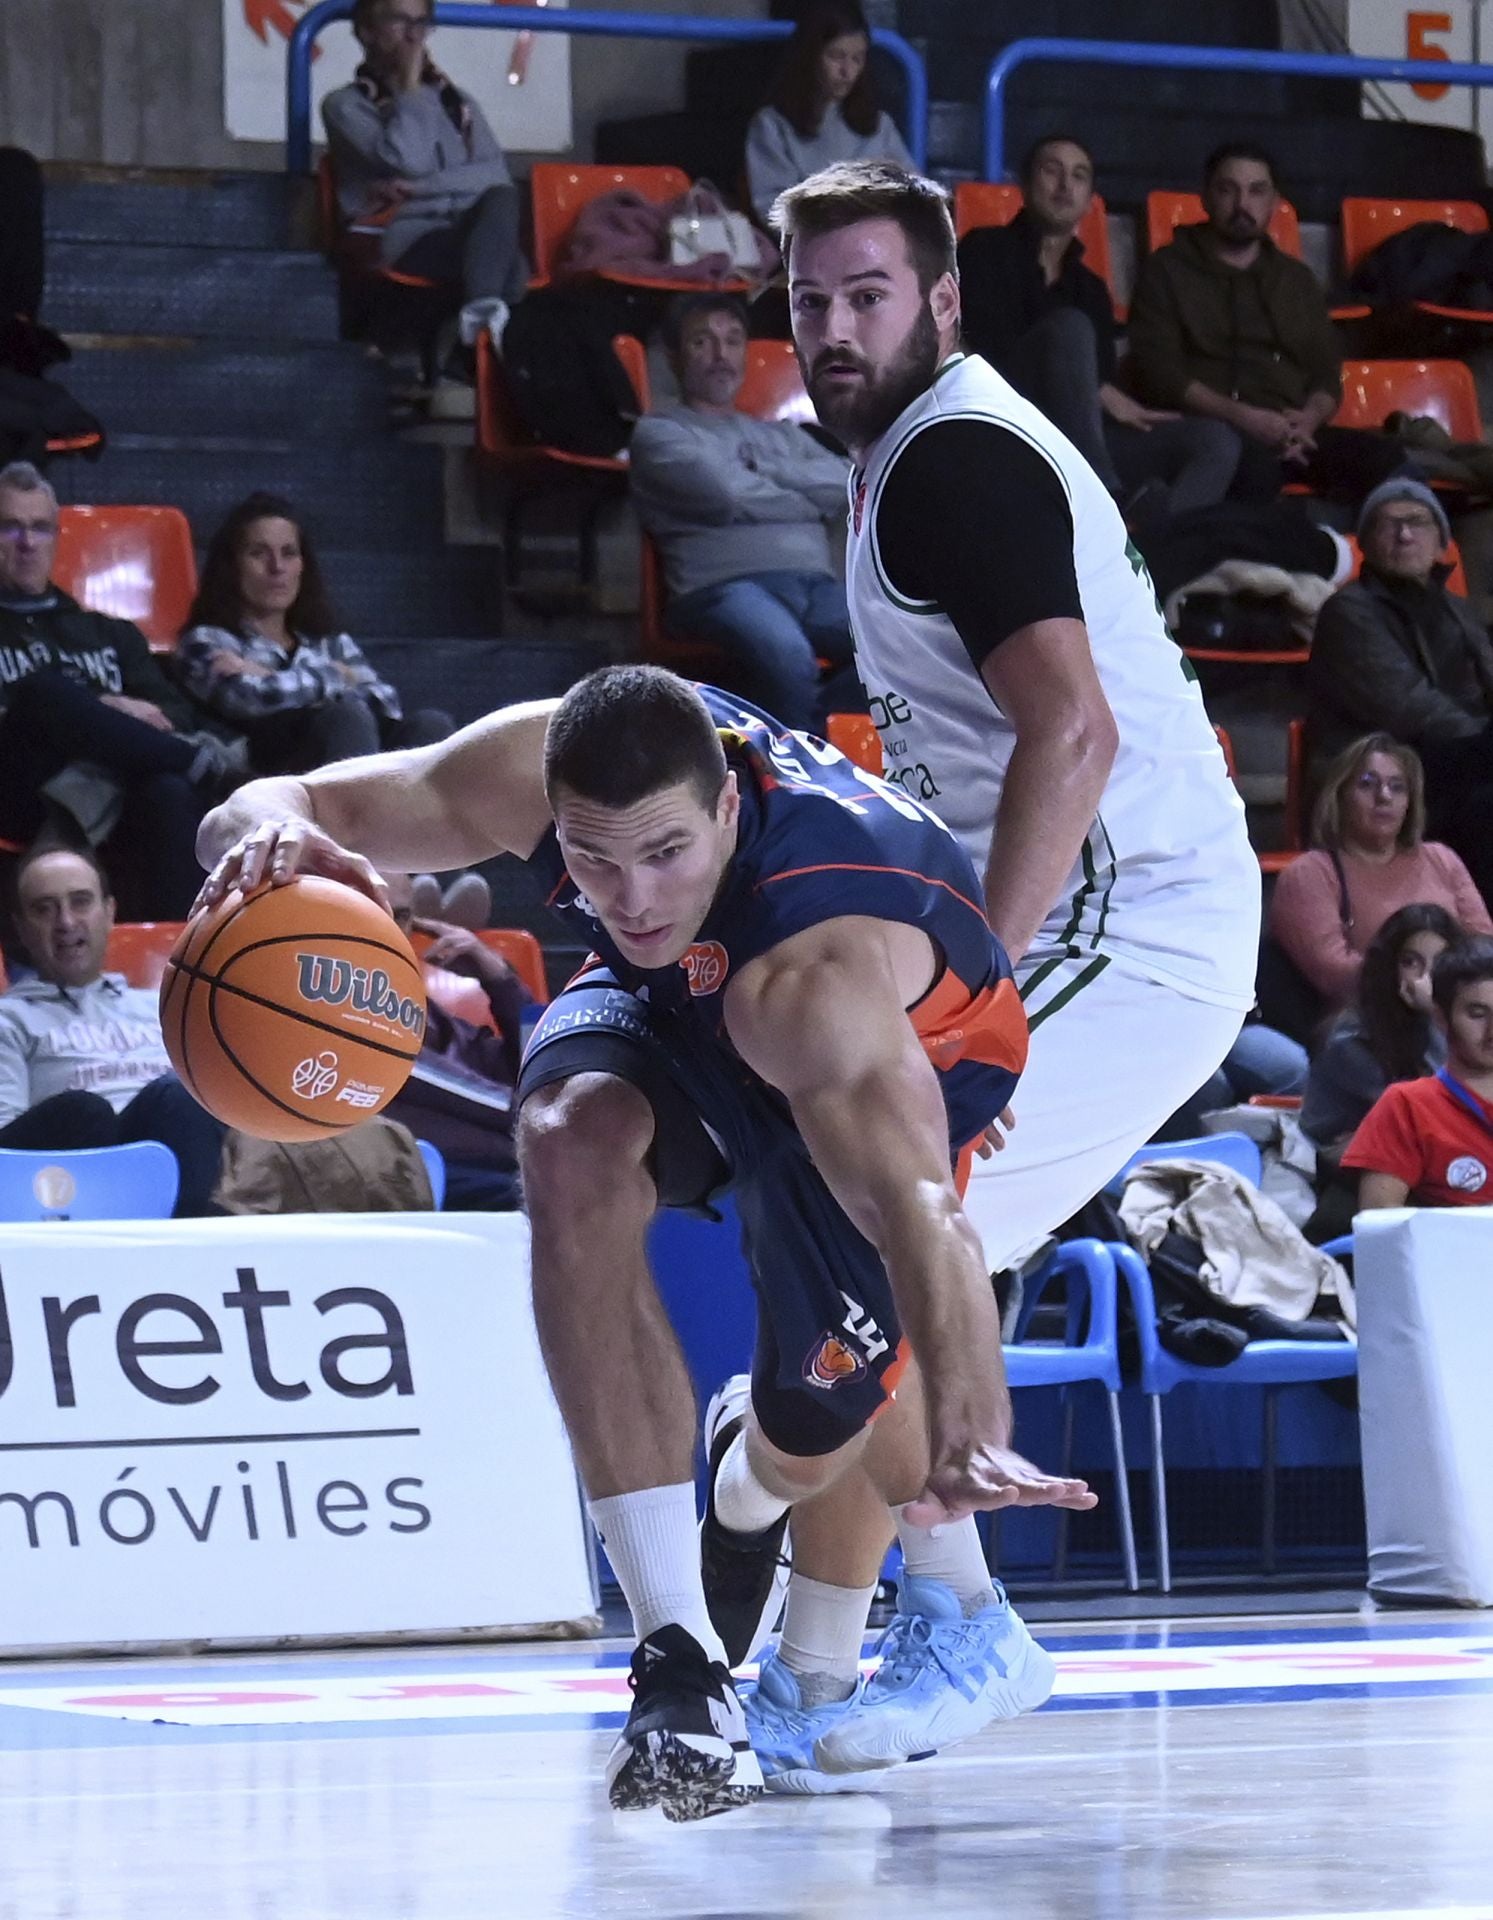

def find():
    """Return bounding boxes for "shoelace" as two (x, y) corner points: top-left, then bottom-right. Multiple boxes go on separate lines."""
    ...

(872, 1613), (1004, 1697)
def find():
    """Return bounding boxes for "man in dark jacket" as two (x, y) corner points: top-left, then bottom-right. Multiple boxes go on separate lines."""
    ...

(0, 461), (231, 919)
(1310, 475), (1493, 898)
(1128, 142), (1407, 504)
(959, 134), (1240, 514)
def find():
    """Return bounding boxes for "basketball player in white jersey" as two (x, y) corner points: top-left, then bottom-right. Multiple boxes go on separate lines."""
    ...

(698, 161), (1261, 1788)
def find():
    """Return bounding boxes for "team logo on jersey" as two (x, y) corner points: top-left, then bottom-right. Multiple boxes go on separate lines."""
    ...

(803, 1333), (867, 1390)
(1447, 1154), (1487, 1193)
(682, 941), (729, 996)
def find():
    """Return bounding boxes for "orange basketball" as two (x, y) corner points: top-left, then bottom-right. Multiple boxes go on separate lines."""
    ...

(159, 876), (427, 1142)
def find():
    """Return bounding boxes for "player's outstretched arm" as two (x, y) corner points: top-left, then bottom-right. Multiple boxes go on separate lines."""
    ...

(196, 701), (558, 908)
(725, 919), (1096, 1525)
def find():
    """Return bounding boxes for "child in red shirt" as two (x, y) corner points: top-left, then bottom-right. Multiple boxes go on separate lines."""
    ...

(1344, 935), (1493, 1208)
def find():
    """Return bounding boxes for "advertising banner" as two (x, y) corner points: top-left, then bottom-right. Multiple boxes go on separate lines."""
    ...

(222, 0), (573, 152)
(0, 1213), (594, 1652)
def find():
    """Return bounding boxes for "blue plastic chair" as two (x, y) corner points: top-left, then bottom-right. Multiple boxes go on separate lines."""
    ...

(416, 1140), (447, 1209)
(1000, 1238), (1139, 1592)
(1108, 1134), (1356, 1591)
(0, 1142), (179, 1221)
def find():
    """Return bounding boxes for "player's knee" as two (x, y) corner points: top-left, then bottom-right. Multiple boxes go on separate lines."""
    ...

(517, 1072), (654, 1209)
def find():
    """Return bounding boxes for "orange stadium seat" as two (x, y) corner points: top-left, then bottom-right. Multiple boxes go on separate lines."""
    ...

(106, 922), (186, 989)
(527, 163), (694, 289)
(52, 506), (197, 652)
(826, 712), (883, 775)
(1339, 196), (1488, 279)
(1333, 358), (1482, 440)
(953, 181), (1118, 304)
(1215, 721), (1305, 874)
(411, 927), (549, 1030)
(1145, 189), (1302, 258)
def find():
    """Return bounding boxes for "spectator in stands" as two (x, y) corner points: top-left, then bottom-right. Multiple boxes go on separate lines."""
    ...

(1269, 731), (1490, 1017)
(0, 845), (226, 1213)
(1309, 479), (1493, 902)
(629, 293), (858, 730)
(1342, 934), (1493, 1208)
(1128, 142), (1407, 505)
(958, 134), (1240, 518)
(322, 0), (527, 355)
(0, 462), (235, 923)
(746, 2), (911, 227)
(177, 492), (453, 773)
(381, 872), (532, 1210)
(1303, 903), (1458, 1152)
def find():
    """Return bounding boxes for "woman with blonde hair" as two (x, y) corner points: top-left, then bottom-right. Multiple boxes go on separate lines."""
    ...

(1267, 731), (1490, 1013)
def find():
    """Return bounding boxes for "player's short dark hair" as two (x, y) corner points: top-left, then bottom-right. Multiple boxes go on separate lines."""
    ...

(1432, 935), (1493, 1016)
(353, 0), (433, 28)
(1020, 132), (1095, 186)
(661, 292), (751, 355)
(11, 839), (112, 913)
(1203, 140), (1280, 190)
(544, 666), (729, 815)
(771, 160), (957, 291)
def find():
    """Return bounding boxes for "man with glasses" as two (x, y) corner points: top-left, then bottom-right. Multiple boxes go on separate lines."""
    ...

(1311, 477), (1493, 902)
(322, 0), (528, 367)
(0, 462), (233, 925)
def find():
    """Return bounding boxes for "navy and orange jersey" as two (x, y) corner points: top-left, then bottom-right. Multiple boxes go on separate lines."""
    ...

(523, 686), (1028, 1145)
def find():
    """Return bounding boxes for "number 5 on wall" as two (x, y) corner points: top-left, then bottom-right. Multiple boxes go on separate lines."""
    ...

(1408, 9), (1454, 99)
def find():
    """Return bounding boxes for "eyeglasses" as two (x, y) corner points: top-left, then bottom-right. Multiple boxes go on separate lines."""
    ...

(0, 518), (58, 543)
(1377, 512), (1439, 536)
(1353, 773), (1409, 799)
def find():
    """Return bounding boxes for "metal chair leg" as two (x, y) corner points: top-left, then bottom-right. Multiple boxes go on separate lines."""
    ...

(1107, 1389), (1139, 1593)
(1261, 1386), (1279, 1577)
(1149, 1393), (1172, 1593)
(1052, 1389), (1077, 1582)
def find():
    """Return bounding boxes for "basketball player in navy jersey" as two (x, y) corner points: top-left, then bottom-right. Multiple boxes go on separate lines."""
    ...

(197, 665), (1094, 1823)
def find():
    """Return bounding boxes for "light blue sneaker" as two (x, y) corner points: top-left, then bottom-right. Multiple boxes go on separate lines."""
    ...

(813, 1574), (1056, 1774)
(743, 1648), (885, 1795)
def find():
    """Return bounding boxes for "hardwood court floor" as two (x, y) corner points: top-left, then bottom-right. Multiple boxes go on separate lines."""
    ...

(0, 1610), (1489, 1920)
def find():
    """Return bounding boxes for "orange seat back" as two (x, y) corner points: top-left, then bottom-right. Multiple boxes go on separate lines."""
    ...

(1146, 189), (1302, 258)
(736, 338), (812, 423)
(1214, 724), (1239, 781)
(479, 929), (548, 1004)
(1342, 530), (1468, 597)
(1334, 358), (1482, 442)
(953, 182), (1116, 299)
(1340, 196), (1489, 278)
(529, 163), (692, 286)
(826, 712), (883, 776)
(106, 922), (186, 990)
(53, 506), (198, 652)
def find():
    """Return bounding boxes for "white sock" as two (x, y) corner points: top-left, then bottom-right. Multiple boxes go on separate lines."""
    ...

(894, 1508), (998, 1617)
(712, 1432), (790, 1537)
(777, 1573), (876, 1707)
(588, 1482), (727, 1665)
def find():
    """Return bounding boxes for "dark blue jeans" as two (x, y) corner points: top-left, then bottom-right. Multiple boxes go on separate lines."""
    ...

(0, 1073), (225, 1216)
(665, 570), (856, 731)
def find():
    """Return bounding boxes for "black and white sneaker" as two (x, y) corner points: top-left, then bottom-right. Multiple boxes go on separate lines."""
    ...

(701, 1375), (792, 1669)
(605, 1625), (764, 1822)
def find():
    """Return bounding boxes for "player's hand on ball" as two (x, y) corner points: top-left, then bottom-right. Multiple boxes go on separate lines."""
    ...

(196, 819), (391, 917)
(903, 1445), (1097, 1527)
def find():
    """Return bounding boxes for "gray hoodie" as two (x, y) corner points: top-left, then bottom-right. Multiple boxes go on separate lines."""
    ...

(0, 975), (172, 1126)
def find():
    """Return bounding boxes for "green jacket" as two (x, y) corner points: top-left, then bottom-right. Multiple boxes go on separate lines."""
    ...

(0, 587), (197, 730)
(1128, 224), (1343, 414)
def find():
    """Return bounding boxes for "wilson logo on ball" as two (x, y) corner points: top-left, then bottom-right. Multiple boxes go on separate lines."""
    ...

(292, 1051), (340, 1100)
(295, 955), (426, 1036)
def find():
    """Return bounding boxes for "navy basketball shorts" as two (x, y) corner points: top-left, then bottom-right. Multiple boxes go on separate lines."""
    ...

(515, 970), (913, 1460)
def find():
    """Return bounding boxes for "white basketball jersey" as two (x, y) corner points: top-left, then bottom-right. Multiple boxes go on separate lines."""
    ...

(847, 352), (1259, 1011)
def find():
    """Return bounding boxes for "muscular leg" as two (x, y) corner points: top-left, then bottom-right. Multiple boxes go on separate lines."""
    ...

(518, 1071), (694, 1498)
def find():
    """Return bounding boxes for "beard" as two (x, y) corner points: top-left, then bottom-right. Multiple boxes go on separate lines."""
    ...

(1216, 210), (1261, 243)
(802, 303), (943, 449)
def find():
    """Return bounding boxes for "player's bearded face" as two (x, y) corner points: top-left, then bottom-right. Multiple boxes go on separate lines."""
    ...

(805, 300), (942, 446)
(555, 778), (740, 970)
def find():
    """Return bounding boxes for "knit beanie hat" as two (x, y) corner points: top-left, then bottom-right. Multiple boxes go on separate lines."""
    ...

(1356, 476), (1450, 549)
